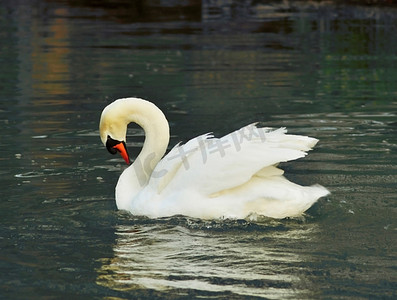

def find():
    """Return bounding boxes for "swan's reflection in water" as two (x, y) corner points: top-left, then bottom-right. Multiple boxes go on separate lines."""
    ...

(97, 218), (318, 298)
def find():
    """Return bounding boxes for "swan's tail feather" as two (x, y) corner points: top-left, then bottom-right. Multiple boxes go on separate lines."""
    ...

(308, 184), (330, 199)
(248, 184), (330, 219)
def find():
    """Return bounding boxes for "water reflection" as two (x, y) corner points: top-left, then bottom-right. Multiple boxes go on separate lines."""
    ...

(97, 218), (319, 298)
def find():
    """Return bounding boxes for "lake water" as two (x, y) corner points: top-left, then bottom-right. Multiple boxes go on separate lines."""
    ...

(1, 0), (396, 299)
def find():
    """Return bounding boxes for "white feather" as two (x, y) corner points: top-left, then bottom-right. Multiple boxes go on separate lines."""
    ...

(100, 98), (330, 219)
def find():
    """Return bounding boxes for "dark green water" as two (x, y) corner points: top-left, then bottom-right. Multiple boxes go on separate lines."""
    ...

(1, 1), (396, 299)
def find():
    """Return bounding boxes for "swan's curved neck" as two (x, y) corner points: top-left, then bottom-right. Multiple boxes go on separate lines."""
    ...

(127, 100), (169, 185)
(100, 98), (169, 210)
(104, 98), (170, 185)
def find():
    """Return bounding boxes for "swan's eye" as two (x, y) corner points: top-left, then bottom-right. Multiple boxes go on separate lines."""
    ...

(106, 136), (120, 155)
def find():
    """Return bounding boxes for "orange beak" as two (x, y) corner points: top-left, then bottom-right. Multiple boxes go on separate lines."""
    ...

(113, 142), (131, 165)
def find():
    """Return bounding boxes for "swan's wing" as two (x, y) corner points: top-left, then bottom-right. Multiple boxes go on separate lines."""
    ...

(151, 125), (319, 196)
(149, 133), (214, 193)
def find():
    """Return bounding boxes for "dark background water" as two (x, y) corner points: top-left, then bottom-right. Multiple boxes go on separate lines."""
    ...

(1, 0), (396, 299)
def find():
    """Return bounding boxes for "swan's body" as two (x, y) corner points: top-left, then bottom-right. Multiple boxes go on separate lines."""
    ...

(100, 97), (329, 219)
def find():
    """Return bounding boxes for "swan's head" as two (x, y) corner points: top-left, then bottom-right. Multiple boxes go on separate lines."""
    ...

(99, 101), (131, 165)
(100, 97), (170, 167)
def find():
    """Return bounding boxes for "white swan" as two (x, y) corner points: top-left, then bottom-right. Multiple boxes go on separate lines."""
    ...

(99, 97), (329, 219)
